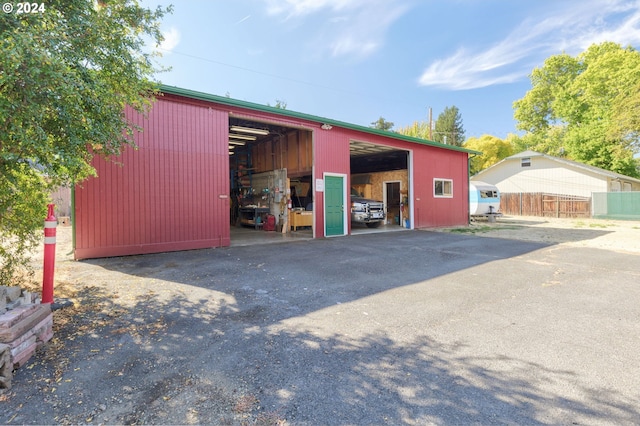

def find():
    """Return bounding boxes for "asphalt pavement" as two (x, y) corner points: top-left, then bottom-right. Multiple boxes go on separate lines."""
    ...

(3, 228), (640, 424)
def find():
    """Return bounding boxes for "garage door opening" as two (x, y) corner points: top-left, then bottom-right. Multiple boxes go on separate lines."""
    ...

(350, 140), (411, 234)
(228, 117), (314, 245)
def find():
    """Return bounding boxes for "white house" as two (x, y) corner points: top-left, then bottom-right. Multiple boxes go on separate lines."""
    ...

(474, 150), (640, 197)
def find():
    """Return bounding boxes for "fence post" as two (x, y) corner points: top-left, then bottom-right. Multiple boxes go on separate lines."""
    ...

(42, 204), (57, 304)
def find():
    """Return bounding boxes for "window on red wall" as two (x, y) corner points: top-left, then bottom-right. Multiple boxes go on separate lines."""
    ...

(434, 178), (453, 198)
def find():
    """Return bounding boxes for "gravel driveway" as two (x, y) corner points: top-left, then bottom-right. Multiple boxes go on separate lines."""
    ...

(2, 217), (640, 424)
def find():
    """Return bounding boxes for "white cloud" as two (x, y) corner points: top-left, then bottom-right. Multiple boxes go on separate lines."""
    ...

(418, 0), (640, 90)
(264, 0), (410, 58)
(570, 4), (640, 49)
(236, 15), (251, 25)
(265, 0), (360, 18)
(418, 48), (526, 90)
(330, 37), (378, 57)
(159, 27), (181, 53)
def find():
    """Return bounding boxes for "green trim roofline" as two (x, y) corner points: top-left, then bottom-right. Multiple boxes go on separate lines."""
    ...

(158, 85), (480, 156)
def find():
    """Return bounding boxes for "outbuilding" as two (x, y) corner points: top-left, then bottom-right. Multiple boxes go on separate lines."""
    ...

(73, 86), (477, 259)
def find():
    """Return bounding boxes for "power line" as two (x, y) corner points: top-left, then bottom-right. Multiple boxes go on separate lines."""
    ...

(157, 47), (426, 114)
(159, 48), (358, 95)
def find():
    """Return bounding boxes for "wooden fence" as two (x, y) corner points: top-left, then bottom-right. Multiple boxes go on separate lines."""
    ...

(50, 186), (72, 217)
(501, 193), (591, 218)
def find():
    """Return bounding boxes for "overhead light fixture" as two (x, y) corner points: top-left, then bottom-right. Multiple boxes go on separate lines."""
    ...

(321, 123), (333, 130)
(228, 133), (256, 141)
(230, 125), (269, 136)
(228, 140), (246, 146)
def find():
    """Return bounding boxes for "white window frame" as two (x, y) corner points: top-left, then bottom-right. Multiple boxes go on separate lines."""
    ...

(521, 157), (531, 167)
(434, 178), (453, 198)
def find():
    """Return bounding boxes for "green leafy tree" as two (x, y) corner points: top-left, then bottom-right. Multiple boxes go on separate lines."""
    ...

(267, 99), (287, 109)
(509, 126), (569, 158)
(0, 163), (49, 285)
(370, 117), (394, 131)
(0, 0), (171, 284)
(463, 135), (515, 175)
(396, 120), (431, 139)
(514, 42), (640, 177)
(433, 106), (465, 146)
(611, 81), (640, 145)
(396, 106), (465, 144)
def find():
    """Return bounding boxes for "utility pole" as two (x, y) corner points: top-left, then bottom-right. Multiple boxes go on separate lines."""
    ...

(428, 107), (433, 140)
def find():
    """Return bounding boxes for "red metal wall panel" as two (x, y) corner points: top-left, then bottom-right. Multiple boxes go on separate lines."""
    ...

(312, 128), (352, 236)
(412, 146), (469, 228)
(74, 98), (230, 259)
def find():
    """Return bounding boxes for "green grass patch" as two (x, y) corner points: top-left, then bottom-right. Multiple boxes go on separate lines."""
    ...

(448, 225), (520, 234)
(588, 223), (611, 228)
(574, 221), (612, 229)
(448, 227), (490, 234)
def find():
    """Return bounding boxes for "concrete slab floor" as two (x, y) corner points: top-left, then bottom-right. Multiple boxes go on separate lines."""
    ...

(230, 222), (408, 246)
(230, 225), (312, 247)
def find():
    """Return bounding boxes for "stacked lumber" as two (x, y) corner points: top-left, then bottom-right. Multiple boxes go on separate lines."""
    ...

(0, 304), (53, 389)
(1, 285), (39, 314)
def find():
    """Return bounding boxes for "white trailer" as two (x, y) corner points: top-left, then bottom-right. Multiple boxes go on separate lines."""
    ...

(469, 181), (501, 221)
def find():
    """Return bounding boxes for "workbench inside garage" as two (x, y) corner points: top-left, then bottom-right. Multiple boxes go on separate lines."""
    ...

(238, 206), (270, 229)
(290, 209), (312, 231)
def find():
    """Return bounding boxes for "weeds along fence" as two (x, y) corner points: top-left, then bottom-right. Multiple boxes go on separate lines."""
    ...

(500, 192), (591, 218)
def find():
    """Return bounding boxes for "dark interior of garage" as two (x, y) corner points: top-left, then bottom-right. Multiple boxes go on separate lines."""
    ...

(228, 118), (313, 237)
(228, 119), (411, 240)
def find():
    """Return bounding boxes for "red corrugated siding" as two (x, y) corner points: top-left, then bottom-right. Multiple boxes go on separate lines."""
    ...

(313, 129), (351, 236)
(74, 99), (230, 259)
(413, 146), (469, 227)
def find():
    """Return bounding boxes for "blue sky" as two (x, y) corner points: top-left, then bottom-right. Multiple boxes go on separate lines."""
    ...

(143, 0), (640, 141)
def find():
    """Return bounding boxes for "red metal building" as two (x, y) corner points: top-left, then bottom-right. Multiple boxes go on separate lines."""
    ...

(73, 86), (477, 259)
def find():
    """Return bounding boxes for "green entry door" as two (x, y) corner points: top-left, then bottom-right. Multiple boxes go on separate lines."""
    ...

(325, 175), (345, 236)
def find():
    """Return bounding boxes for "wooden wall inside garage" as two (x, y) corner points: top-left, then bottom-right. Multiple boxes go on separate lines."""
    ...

(252, 131), (312, 177)
(364, 170), (408, 201)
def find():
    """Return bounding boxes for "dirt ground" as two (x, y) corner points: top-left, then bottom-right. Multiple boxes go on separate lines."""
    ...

(445, 215), (640, 253)
(2, 215), (639, 424)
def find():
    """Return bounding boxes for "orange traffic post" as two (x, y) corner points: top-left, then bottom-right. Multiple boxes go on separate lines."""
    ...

(42, 204), (57, 304)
